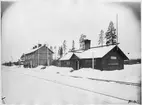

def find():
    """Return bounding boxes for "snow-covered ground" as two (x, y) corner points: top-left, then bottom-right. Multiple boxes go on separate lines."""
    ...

(69, 64), (141, 83)
(1, 64), (141, 104)
(27, 64), (141, 83)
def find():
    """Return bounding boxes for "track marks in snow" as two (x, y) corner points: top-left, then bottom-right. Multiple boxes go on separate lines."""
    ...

(5, 69), (140, 104)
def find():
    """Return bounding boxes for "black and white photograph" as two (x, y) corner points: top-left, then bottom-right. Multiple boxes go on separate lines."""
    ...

(1, 0), (141, 104)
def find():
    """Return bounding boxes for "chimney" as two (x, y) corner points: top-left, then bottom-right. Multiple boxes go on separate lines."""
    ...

(33, 45), (37, 49)
(80, 39), (91, 50)
(84, 39), (91, 50)
(38, 44), (42, 47)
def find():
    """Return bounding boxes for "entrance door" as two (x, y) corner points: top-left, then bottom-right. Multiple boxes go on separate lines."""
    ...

(72, 60), (79, 70)
(75, 61), (78, 70)
(70, 54), (80, 70)
(75, 60), (79, 70)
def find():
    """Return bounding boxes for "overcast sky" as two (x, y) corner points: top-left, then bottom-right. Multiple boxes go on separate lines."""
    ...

(1, 0), (141, 62)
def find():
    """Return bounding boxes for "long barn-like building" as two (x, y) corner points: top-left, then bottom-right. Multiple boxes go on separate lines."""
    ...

(59, 39), (129, 70)
(21, 44), (54, 68)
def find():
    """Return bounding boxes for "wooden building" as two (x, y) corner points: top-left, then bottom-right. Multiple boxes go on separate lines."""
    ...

(21, 44), (54, 68)
(59, 39), (129, 70)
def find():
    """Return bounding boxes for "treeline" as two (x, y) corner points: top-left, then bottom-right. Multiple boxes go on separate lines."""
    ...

(2, 61), (13, 66)
(2, 61), (21, 66)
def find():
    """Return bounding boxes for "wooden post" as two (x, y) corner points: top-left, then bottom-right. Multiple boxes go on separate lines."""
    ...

(47, 45), (49, 66)
(37, 49), (39, 66)
(31, 60), (32, 68)
(23, 54), (25, 66)
(77, 60), (79, 70)
(116, 14), (119, 51)
(92, 52), (94, 69)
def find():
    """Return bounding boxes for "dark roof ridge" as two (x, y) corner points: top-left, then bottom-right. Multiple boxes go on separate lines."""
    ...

(90, 44), (116, 49)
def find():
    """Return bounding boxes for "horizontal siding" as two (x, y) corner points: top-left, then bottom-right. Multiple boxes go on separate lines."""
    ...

(60, 60), (71, 67)
(80, 59), (96, 69)
(23, 46), (53, 67)
(102, 50), (124, 70)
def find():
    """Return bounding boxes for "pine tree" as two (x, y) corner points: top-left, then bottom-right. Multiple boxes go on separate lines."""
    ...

(98, 30), (104, 46)
(63, 40), (67, 55)
(58, 47), (60, 57)
(79, 34), (86, 49)
(105, 21), (117, 46)
(60, 46), (63, 58)
(79, 34), (86, 43)
(54, 46), (57, 60)
(58, 47), (60, 58)
(71, 40), (75, 51)
(58, 46), (63, 58)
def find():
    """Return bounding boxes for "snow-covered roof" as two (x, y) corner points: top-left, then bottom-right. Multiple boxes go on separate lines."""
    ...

(60, 45), (129, 60)
(78, 45), (116, 59)
(24, 45), (53, 55)
(60, 52), (82, 60)
(60, 52), (74, 60)
(60, 45), (116, 60)
(74, 49), (84, 53)
(24, 46), (43, 55)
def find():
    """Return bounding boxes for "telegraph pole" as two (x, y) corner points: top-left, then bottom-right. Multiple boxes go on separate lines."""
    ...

(31, 55), (33, 68)
(116, 14), (118, 44)
(37, 42), (39, 66)
(11, 56), (13, 62)
(37, 49), (39, 66)
(116, 14), (119, 51)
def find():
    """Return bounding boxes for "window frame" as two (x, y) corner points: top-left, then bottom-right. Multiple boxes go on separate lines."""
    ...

(110, 56), (117, 60)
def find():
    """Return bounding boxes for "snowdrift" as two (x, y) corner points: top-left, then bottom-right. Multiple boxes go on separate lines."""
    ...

(69, 64), (141, 83)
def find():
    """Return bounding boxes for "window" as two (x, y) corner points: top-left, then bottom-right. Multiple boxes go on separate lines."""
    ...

(94, 59), (96, 65)
(85, 59), (96, 65)
(85, 60), (91, 64)
(110, 56), (117, 59)
(66, 61), (70, 65)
